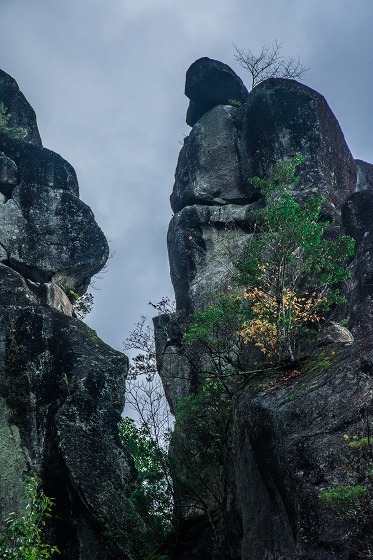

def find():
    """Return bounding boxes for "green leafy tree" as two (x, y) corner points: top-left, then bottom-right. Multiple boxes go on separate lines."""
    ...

(170, 379), (231, 525)
(65, 288), (94, 319)
(0, 103), (27, 139)
(187, 154), (355, 363)
(119, 416), (173, 530)
(119, 416), (173, 560)
(235, 154), (354, 361)
(0, 477), (59, 559)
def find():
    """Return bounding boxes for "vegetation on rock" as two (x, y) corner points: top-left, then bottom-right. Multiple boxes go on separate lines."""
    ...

(0, 478), (59, 559)
(0, 103), (27, 139)
(186, 154), (355, 363)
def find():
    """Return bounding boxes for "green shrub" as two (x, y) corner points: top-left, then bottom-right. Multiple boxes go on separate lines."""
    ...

(0, 103), (27, 139)
(318, 484), (368, 509)
(186, 155), (355, 364)
(0, 477), (59, 559)
(171, 379), (231, 518)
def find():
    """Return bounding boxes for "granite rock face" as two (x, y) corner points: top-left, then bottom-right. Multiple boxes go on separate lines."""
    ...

(355, 159), (373, 192)
(0, 183), (108, 289)
(217, 346), (373, 560)
(242, 79), (356, 215)
(155, 59), (373, 559)
(169, 72), (356, 315)
(0, 70), (134, 559)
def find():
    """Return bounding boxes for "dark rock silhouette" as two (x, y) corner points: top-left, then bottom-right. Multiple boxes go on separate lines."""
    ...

(0, 70), (133, 559)
(156, 59), (373, 559)
(185, 57), (248, 126)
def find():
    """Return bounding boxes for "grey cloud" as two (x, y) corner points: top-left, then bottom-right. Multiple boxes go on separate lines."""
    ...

(0, 0), (372, 353)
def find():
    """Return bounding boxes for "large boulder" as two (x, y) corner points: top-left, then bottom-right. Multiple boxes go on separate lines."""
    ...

(0, 184), (108, 290)
(185, 57), (248, 126)
(171, 105), (255, 213)
(0, 131), (79, 196)
(0, 264), (134, 559)
(217, 345), (373, 560)
(242, 78), (357, 217)
(168, 203), (257, 312)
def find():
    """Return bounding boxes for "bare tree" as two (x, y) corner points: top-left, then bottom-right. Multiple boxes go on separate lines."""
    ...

(233, 40), (308, 90)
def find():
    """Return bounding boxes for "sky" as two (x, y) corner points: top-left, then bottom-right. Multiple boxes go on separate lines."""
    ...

(0, 0), (372, 355)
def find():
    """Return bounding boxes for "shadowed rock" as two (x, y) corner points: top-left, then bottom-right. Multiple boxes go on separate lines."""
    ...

(185, 57), (248, 126)
(168, 203), (259, 312)
(242, 78), (356, 217)
(342, 190), (373, 244)
(356, 158), (373, 191)
(0, 69), (42, 146)
(157, 58), (373, 560)
(0, 70), (136, 559)
(0, 184), (108, 290)
(171, 105), (254, 213)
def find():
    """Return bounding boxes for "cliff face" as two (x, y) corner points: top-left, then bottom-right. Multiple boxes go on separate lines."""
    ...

(0, 70), (134, 559)
(155, 58), (373, 559)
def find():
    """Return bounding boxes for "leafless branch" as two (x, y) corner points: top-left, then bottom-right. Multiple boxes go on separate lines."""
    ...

(233, 40), (308, 89)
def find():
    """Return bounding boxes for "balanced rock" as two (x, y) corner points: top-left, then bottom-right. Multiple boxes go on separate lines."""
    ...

(185, 57), (248, 126)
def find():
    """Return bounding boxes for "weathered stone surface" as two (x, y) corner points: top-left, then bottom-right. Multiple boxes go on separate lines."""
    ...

(0, 184), (108, 290)
(217, 347), (373, 559)
(168, 203), (259, 312)
(318, 321), (354, 346)
(171, 105), (255, 213)
(343, 229), (373, 337)
(0, 397), (29, 520)
(43, 281), (74, 315)
(153, 313), (191, 414)
(185, 57), (248, 127)
(0, 151), (17, 196)
(342, 190), (373, 244)
(0, 132), (79, 196)
(242, 78), (357, 218)
(0, 69), (42, 146)
(159, 58), (373, 560)
(0, 69), (135, 559)
(0, 264), (134, 559)
(355, 159), (373, 192)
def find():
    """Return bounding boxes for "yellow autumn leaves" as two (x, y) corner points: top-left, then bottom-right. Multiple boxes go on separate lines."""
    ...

(238, 286), (325, 359)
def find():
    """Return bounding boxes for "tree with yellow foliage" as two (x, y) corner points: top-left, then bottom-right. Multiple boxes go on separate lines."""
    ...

(186, 155), (355, 364)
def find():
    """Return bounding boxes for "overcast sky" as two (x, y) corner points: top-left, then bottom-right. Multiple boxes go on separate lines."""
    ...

(0, 1), (372, 354)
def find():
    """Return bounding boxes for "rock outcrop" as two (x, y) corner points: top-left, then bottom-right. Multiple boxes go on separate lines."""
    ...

(155, 58), (373, 559)
(169, 69), (356, 315)
(0, 70), (134, 559)
(185, 57), (248, 127)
